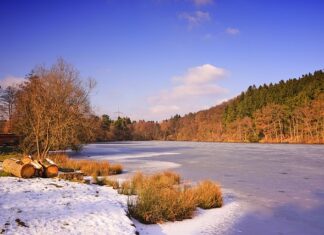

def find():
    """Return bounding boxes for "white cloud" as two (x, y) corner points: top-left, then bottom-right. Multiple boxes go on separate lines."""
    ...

(0, 76), (24, 89)
(226, 27), (240, 35)
(173, 64), (225, 84)
(150, 105), (180, 115)
(192, 0), (214, 6)
(179, 11), (210, 28)
(147, 64), (229, 120)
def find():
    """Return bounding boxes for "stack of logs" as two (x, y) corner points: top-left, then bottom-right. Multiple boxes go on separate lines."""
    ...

(3, 156), (59, 178)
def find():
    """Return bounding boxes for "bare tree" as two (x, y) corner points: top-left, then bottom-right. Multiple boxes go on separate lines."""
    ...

(0, 86), (19, 132)
(13, 59), (96, 160)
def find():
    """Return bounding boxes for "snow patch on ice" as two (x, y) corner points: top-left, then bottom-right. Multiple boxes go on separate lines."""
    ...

(89, 152), (180, 160)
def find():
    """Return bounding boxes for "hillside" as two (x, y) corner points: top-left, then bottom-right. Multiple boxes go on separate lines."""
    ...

(17, 70), (320, 145)
(128, 70), (323, 144)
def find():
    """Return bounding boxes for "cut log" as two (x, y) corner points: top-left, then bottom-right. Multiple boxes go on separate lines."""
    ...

(41, 158), (59, 178)
(21, 156), (44, 177)
(3, 158), (35, 178)
(30, 160), (44, 177)
(21, 155), (32, 164)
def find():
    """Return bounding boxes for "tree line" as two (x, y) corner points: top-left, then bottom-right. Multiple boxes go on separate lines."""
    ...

(88, 70), (324, 144)
(1, 62), (323, 156)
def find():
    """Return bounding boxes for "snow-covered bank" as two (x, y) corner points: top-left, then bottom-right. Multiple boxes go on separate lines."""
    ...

(0, 177), (244, 235)
(0, 177), (136, 235)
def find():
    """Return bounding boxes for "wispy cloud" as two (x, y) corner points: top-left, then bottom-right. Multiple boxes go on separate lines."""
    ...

(226, 27), (240, 35)
(0, 76), (24, 88)
(147, 64), (229, 120)
(192, 0), (214, 6)
(179, 11), (210, 28)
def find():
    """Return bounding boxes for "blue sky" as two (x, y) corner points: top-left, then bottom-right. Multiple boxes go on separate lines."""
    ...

(1, 0), (323, 120)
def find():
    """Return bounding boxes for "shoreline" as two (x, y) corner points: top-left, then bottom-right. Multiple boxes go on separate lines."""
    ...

(88, 140), (324, 146)
(0, 176), (244, 235)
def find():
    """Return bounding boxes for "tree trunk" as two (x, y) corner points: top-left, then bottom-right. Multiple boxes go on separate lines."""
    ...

(3, 158), (35, 178)
(41, 158), (59, 178)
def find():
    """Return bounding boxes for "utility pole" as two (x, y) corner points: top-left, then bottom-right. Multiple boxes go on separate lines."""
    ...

(114, 106), (125, 119)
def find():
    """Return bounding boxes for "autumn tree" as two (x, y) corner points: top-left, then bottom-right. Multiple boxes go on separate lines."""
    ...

(0, 85), (19, 132)
(12, 59), (95, 159)
(111, 117), (132, 140)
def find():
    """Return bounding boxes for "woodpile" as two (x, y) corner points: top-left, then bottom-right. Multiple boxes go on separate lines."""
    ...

(3, 156), (59, 178)
(3, 158), (35, 178)
(21, 156), (44, 177)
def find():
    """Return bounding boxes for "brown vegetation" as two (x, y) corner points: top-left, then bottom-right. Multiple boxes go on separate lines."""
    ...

(122, 171), (222, 224)
(194, 180), (223, 209)
(128, 181), (196, 224)
(50, 154), (123, 176)
(118, 172), (144, 195)
(0, 153), (22, 162)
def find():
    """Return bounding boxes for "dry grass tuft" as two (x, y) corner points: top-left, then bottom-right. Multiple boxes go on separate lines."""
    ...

(109, 164), (123, 175)
(193, 180), (223, 209)
(128, 177), (196, 224)
(118, 172), (144, 195)
(49, 154), (123, 176)
(125, 171), (223, 224)
(151, 171), (180, 187)
(104, 178), (120, 189)
(92, 176), (120, 189)
(126, 171), (198, 224)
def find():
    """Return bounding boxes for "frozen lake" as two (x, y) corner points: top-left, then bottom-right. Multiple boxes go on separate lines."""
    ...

(74, 141), (324, 235)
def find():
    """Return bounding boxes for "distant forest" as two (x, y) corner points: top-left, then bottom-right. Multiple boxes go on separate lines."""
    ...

(1, 70), (323, 145)
(90, 70), (324, 144)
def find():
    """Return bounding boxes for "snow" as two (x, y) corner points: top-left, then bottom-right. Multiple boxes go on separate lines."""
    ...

(0, 176), (243, 235)
(133, 191), (244, 235)
(95, 152), (180, 160)
(0, 177), (136, 235)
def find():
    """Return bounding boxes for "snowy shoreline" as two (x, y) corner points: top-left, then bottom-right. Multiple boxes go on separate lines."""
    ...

(0, 176), (244, 235)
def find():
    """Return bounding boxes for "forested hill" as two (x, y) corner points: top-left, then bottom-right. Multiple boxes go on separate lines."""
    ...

(154, 70), (323, 143)
(46, 70), (323, 144)
(223, 70), (324, 124)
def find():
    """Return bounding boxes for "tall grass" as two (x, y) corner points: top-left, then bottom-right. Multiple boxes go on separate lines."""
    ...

(194, 180), (223, 209)
(118, 171), (179, 195)
(127, 172), (196, 224)
(124, 171), (223, 224)
(118, 172), (144, 195)
(0, 153), (22, 162)
(129, 183), (196, 224)
(49, 154), (123, 176)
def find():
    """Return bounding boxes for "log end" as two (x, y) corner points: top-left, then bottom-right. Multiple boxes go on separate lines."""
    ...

(21, 164), (36, 178)
(45, 165), (59, 178)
